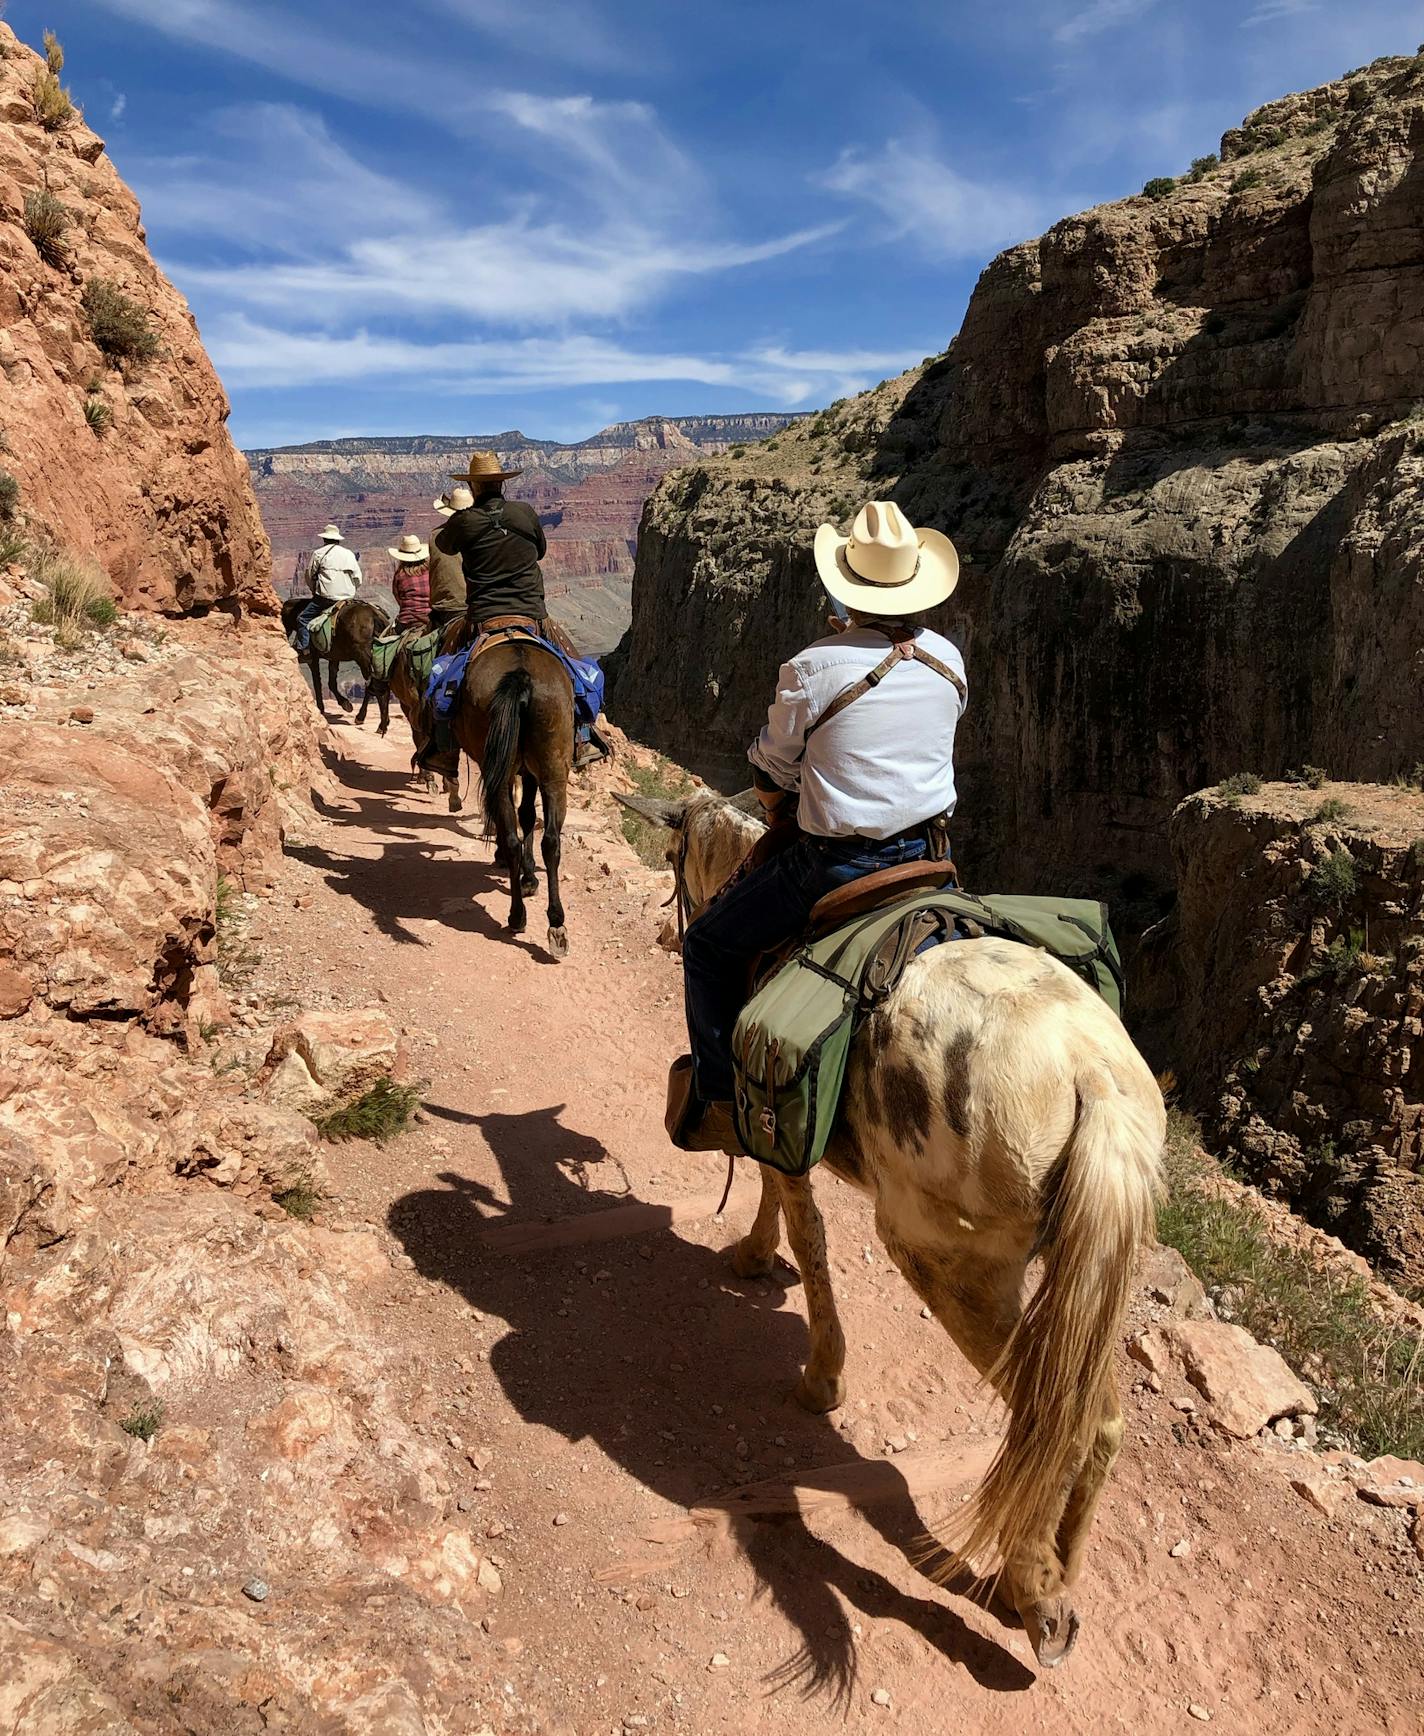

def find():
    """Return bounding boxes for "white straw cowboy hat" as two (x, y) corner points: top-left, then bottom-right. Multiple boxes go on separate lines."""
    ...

(388, 533), (429, 564)
(450, 450), (522, 486)
(814, 501), (959, 616)
(318, 524), (345, 542)
(433, 484), (476, 517)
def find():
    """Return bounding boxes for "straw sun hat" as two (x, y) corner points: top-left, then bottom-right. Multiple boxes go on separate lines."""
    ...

(388, 533), (429, 564)
(318, 524), (344, 542)
(813, 501), (958, 616)
(449, 451), (522, 486)
(433, 484), (476, 516)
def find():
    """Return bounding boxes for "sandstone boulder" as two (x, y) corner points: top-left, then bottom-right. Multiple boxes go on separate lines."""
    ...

(261, 1008), (403, 1112)
(1130, 1319), (1316, 1437)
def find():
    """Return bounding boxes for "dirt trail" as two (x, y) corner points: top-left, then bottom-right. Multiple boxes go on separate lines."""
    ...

(246, 714), (1421, 1735)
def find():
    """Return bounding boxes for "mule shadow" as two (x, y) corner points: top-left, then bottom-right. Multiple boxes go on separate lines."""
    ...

(387, 1104), (1032, 1702)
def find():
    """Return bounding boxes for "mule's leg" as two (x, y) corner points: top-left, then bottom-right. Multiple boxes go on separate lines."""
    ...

(376, 675), (391, 736)
(354, 661), (371, 725)
(540, 776), (569, 959)
(517, 774), (539, 895)
(776, 1173), (845, 1413)
(305, 651), (326, 716)
(444, 774), (462, 813)
(494, 781), (527, 934)
(329, 656), (352, 712)
(730, 1166), (781, 1279)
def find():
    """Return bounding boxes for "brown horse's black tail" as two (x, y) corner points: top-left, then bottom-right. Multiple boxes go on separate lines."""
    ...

(480, 668), (533, 841)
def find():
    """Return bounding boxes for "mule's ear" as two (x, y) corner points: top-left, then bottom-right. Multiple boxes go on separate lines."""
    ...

(613, 791), (688, 830)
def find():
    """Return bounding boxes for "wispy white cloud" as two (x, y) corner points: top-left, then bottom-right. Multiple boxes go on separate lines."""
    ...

(110, 92), (127, 121)
(1240, 0), (1318, 23)
(432, 0), (628, 69)
(818, 136), (1050, 260)
(1054, 0), (1157, 45)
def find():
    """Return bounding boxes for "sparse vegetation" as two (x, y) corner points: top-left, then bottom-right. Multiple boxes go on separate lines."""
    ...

(0, 470), (18, 522)
(215, 873), (258, 985)
(1158, 1114), (1423, 1460)
(1142, 176), (1177, 200)
(82, 278), (160, 368)
(1305, 848), (1358, 909)
(1304, 927), (1368, 980)
(23, 187), (69, 267)
(314, 1075), (422, 1143)
(119, 1399), (164, 1442)
(1308, 797), (1352, 824)
(84, 392), (112, 435)
(1186, 153), (1219, 181)
(29, 31), (75, 131)
(1390, 763), (1424, 790)
(1285, 765), (1328, 788)
(29, 546), (117, 633)
(273, 1176), (321, 1219)
(618, 754), (695, 868)
(1217, 771), (1262, 805)
(1231, 168), (1264, 194)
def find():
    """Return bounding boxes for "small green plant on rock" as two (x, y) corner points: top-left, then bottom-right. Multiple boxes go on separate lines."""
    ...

(22, 187), (69, 267)
(1305, 847), (1357, 909)
(1285, 765), (1328, 789)
(30, 31), (75, 130)
(0, 470), (18, 523)
(83, 392), (111, 435)
(83, 278), (160, 368)
(30, 547), (117, 632)
(273, 1176), (321, 1219)
(119, 1400), (164, 1442)
(1217, 771), (1262, 806)
(1305, 928), (1367, 980)
(1186, 153), (1219, 181)
(315, 1076), (422, 1143)
(1231, 167), (1264, 194)
(1142, 176), (1176, 199)
(1308, 797), (1352, 824)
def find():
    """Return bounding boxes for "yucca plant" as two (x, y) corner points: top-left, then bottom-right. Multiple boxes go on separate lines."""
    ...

(23, 188), (69, 267)
(83, 393), (112, 436)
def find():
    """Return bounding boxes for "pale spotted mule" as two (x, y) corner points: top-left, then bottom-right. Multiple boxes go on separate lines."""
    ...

(620, 789), (1165, 1669)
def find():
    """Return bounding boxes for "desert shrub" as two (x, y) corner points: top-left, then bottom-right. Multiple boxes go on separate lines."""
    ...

(1390, 763), (1424, 790)
(23, 188), (69, 267)
(0, 470), (18, 522)
(119, 1400), (164, 1442)
(1407, 839), (1424, 874)
(1142, 176), (1176, 199)
(1305, 847), (1357, 909)
(30, 34), (74, 131)
(315, 1076), (422, 1143)
(30, 546), (117, 632)
(83, 392), (111, 435)
(765, 438), (780, 451)
(1285, 765), (1328, 788)
(1308, 796), (1352, 824)
(274, 1177), (321, 1219)
(1231, 168), (1263, 194)
(1305, 928), (1367, 980)
(1217, 771), (1262, 804)
(728, 444), (746, 457)
(1187, 153), (1219, 181)
(82, 278), (159, 367)
(1158, 1114), (1423, 1459)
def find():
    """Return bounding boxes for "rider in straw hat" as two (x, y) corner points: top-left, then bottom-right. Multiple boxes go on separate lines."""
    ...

(428, 484), (475, 636)
(670, 500), (968, 1153)
(291, 523), (363, 651)
(388, 533), (431, 629)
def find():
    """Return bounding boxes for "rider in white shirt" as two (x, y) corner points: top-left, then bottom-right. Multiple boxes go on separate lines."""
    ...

(293, 525), (362, 648)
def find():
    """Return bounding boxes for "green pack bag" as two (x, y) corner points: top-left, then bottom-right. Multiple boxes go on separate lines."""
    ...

(731, 890), (1124, 1177)
(369, 626), (439, 686)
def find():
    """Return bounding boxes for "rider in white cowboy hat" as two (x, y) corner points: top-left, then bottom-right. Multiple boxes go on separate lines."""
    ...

(292, 523), (363, 650)
(671, 499), (968, 1153)
(388, 533), (431, 629)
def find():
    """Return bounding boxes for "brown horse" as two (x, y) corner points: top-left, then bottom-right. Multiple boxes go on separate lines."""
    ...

(451, 638), (574, 958)
(280, 595), (391, 730)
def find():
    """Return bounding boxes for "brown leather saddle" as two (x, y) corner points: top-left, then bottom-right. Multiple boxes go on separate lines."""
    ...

(805, 858), (958, 938)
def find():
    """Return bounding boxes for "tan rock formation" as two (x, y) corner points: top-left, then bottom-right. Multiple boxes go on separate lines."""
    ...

(609, 54), (1424, 909)
(0, 24), (271, 614)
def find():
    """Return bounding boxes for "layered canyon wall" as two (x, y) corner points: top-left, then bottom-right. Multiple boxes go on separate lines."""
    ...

(0, 24), (271, 614)
(609, 55), (1424, 912)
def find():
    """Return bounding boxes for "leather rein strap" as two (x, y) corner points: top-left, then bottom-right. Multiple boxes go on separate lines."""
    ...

(804, 632), (966, 741)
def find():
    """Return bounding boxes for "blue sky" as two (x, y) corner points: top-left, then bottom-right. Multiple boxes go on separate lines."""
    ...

(17, 0), (1421, 448)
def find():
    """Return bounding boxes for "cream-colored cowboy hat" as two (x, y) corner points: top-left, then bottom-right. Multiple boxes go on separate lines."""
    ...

(450, 451), (522, 486)
(813, 500), (959, 616)
(318, 524), (344, 542)
(433, 484), (476, 517)
(388, 533), (429, 564)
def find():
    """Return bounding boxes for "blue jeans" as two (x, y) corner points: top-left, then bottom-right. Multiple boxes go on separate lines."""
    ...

(683, 832), (934, 1104)
(292, 598), (328, 652)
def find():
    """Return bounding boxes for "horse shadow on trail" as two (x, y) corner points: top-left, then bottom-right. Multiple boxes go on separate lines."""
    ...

(388, 1104), (1032, 1703)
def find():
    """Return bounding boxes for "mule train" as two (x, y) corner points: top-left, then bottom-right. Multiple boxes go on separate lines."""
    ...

(619, 785), (1165, 1670)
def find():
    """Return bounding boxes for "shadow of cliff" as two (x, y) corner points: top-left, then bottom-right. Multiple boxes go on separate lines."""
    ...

(387, 1106), (1031, 1703)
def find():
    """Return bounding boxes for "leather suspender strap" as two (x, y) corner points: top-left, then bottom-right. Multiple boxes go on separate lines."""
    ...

(803, 635), (966, 741)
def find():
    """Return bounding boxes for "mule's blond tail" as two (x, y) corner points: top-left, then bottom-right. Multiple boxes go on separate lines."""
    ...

(950, 1069), (1162, 1583)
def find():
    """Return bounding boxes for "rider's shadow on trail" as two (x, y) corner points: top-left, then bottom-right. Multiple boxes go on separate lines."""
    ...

(387, 1104), (1032, 1701)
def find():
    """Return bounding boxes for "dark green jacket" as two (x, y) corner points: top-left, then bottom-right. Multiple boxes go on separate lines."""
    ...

(443, 495), (548, 624)
(428, 520), (467, 615)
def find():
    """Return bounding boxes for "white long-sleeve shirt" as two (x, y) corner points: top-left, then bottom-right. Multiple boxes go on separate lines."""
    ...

(747, 626), (967, 840)
(308, 543), (362, 601)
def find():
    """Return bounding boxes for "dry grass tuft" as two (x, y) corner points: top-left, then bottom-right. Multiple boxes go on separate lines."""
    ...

(315, 1076), (422, 1143)
(29, 546), (117, 633)
(30, 37), (75, 131)
(618, 755), (696, 868)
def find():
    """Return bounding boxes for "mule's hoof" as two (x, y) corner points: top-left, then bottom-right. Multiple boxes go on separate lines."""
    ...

(336, 697), (354, 713)
(508, 915), (528, 935)
(446, 791), (462, 812)
(1020, 1597), (1080, 1670)
(521, 874), (539, 895)
(547, 925), (569, 960)
(729, 1240), (776, 1280)
(794, 1371), (845, 1414)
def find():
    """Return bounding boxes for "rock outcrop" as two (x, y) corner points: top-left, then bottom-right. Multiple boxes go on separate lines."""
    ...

(609, 55), (1424, 913)
(0, 24), (271, 614)
(1155, 779), (1424, 1286)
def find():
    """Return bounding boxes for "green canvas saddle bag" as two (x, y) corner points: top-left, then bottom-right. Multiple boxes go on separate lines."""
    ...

(370, 625), (440, 686)
(731, 890), (1125, 1178)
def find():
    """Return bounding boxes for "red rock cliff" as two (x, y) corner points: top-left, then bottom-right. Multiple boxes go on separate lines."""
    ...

(0, 24), (272, 614)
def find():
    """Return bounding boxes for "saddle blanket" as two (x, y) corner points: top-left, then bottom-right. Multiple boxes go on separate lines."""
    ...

(424, 627), (605, 726)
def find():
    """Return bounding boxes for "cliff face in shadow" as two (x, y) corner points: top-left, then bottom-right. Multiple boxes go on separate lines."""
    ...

(608, 55), (1424, 913)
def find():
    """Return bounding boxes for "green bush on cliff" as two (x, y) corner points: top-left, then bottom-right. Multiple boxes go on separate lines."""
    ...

(1186, 153), (1219, 181)
(30, 32), (75, 131)
(1142, 176), (1177, 199)
(1230, 167), (1264, 194)
(1217, 771), (1262, 806)
(0, 471), (18, 523)
(83, 279), (160, 368)
(1305, 848), (1357, 909)
(23, 188), (70, 267)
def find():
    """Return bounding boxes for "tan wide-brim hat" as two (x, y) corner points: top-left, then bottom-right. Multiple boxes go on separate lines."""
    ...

(388, 533), (429, 564)
(433, 484), (476, 517)
(813, 500), (959, 616)
(319, 524), (344, 542)
(450, 451), (521, 486)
